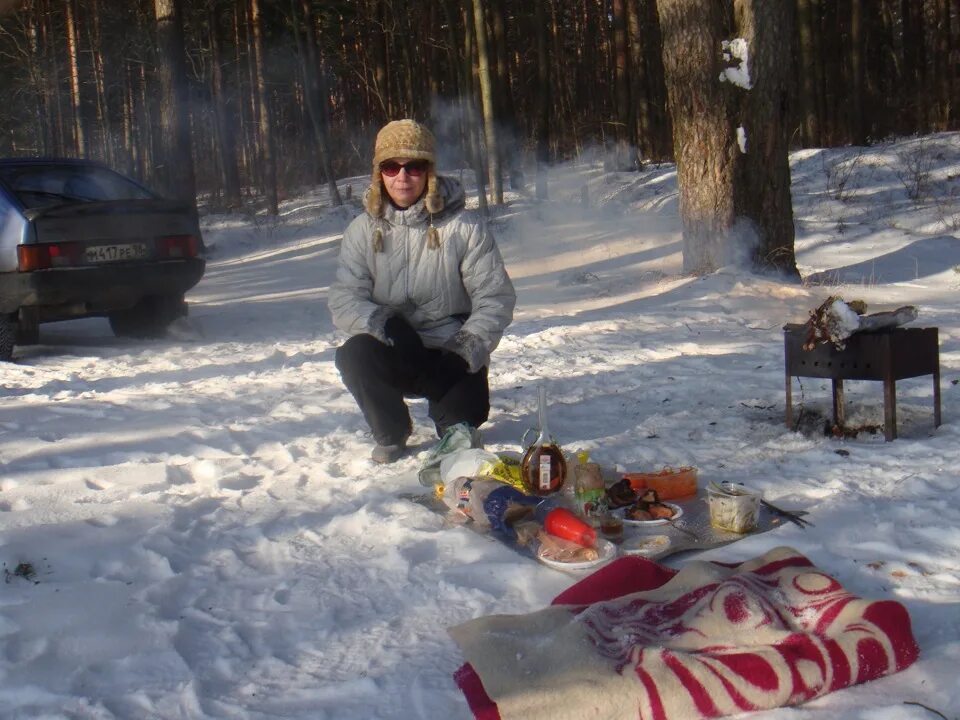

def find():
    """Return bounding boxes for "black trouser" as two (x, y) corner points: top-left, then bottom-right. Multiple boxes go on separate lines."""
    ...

(334, 333), (490, 446)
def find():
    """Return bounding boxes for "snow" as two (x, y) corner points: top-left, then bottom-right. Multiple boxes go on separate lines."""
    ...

(720, 38), (752, 90)
(737, 126), (748, 154)
(1, 133), (960, 718)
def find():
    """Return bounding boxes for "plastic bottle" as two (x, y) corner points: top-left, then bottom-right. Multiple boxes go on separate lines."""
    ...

(574, 462), (606, 517)
(535, 503), (596, 547)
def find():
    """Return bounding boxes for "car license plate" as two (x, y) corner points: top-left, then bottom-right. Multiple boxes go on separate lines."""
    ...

(84, 243), (148, 263)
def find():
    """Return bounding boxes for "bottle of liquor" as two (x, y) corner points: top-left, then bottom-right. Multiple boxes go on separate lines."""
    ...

(521, 384), (567, 496)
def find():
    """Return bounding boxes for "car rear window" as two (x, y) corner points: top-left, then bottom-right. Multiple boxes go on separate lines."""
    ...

(0, 164), (154, 209)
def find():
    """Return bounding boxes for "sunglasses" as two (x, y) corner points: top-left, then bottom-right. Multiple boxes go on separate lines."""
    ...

(380, 159), (430, 178)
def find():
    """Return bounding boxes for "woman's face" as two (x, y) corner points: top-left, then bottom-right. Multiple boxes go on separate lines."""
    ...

(380, 157), (429, 209)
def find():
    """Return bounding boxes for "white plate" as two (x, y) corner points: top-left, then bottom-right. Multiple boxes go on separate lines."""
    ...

(620, 534), (672, 557)
(537, 538), (617, 572)
(615, 502), (683, 526)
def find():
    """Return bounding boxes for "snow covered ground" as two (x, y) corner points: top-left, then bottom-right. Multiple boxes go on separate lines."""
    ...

(1, 134), (959, 719)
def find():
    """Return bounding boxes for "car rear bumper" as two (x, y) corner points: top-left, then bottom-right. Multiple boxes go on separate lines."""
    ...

(0, 258), (205, 317)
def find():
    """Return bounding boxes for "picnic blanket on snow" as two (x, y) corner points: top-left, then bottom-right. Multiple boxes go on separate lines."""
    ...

(450, 546), (919, 720)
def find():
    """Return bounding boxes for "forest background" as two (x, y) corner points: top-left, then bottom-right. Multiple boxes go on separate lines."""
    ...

(0, 1), (957, 223)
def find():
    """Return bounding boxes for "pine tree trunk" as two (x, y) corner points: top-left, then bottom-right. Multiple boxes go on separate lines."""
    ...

(241, 1), (260, 193)
(65, 0), (85, 155)
(625, 0), (650, 157)
(153, 0), (196, 207)
(733, 0), (798, 275)
(87, 0), (111, 164)
(535, 0), (550, 199)
(796, 0), (821, 145)
(39, 0), (66, 155)
(463, 1), (488, 214)
(210, 3), (242, 208)
(25, 5), (51, 155)
(641, 0), (672, 160)
(297, 0), (342, 206)
(612, 0), (633, 169)
(122, 62), (135, 175)
(372, 0), (390, 118)
(659, 0), (733, 273)
(849, 0), (866, 143)
(930, 0), (951, 128)
(950, 0), (960, 127)
(821, 0), (845, 143)
(489, 0), (522, 189)
(250, 0), (278, 215)
(658, 0), (798, 277)
(901, 0), (927, 131)
(136, 62), (152, 179)
(472, 0), (502, 204)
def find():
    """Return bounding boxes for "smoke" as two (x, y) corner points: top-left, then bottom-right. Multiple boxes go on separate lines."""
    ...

(722, 217), (762, 270)
(428, 95), (471, 171)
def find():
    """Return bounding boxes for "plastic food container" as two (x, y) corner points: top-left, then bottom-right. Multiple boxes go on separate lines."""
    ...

(707, 483), (761, 533)
(624, 466), (698, 499)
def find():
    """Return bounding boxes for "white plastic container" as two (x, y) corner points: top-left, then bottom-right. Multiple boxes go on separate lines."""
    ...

(707, 482), (761, 533)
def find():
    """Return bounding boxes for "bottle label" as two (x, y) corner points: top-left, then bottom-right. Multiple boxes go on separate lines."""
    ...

(539, 456), (551, 490)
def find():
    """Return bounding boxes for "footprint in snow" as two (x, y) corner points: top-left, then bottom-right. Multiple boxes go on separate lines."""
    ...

(400, 539), (439, 566)
(219, 473), (260, 491)
(4, 635), (48, 664)
(165, 464), (196, 486)
(170, 497), (222, 532)
(86, 515), (119, 528)
(0, 499), (30, 512)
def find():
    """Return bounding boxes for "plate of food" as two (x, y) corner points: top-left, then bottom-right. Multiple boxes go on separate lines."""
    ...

(620, 534), (672, 557)
(536, 535), (617, 572)
(615, 498), (683, 526)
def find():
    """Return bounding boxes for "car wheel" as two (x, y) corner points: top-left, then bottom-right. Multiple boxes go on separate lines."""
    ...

(108, 294), (186, 339)
(0, 314), (16, 361)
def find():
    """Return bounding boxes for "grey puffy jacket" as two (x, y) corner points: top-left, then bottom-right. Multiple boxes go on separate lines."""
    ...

(328, 176), (516, 371)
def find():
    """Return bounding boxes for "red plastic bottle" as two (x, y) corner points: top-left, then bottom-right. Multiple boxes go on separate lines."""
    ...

(543, 507), (597, 548)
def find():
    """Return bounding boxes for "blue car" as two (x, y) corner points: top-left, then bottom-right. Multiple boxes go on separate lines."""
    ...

(0, 158), (206, 360)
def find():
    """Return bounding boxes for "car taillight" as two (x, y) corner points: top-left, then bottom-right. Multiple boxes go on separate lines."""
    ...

(156, 234), (200, 259)
(18, 242), (83, 271)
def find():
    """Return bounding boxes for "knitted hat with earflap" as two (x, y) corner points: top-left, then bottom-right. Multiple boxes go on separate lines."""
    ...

(365, 119), (443, 252)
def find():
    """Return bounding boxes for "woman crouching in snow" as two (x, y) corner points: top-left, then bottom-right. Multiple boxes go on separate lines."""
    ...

(328, 119), (516, 464)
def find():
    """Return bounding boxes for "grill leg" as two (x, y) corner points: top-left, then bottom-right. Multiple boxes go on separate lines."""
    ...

(831, 379), (845, 429)
(883, 377), (897, 441)
(785, 373), (793, 429)
(933, 366), (942, 428)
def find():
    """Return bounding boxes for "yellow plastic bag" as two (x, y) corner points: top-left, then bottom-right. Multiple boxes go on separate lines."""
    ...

(477, 455), (528, 493)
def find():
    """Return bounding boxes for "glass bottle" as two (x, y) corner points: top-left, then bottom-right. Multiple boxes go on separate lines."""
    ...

(521, 384), (567, 496)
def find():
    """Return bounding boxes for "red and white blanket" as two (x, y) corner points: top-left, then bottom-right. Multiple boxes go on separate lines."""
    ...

(450, 547), (919, 720)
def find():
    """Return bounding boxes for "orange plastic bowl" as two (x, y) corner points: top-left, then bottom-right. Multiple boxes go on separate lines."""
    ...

(623, 466), (698, 500)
